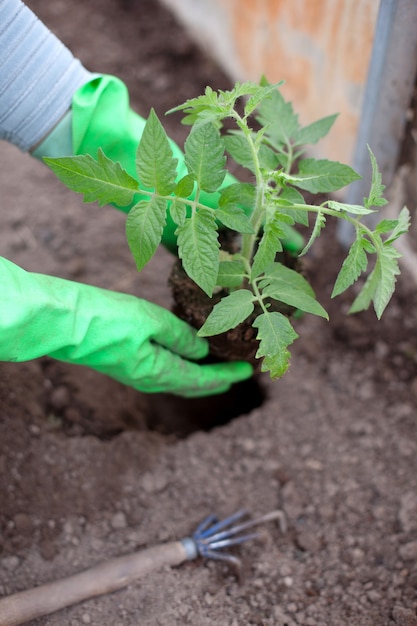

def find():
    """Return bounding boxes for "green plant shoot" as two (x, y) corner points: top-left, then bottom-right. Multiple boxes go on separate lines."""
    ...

(45, 80), (410, 379)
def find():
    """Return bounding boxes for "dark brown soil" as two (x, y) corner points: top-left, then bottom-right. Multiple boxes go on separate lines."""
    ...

(1, 1), (417, 625)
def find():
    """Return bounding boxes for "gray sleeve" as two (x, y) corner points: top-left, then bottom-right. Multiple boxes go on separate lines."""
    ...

(0, 0), (93, 151)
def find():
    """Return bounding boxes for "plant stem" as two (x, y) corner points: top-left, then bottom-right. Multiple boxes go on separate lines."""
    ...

(231, 113), (266, 266)
(251, 276), (270, 316)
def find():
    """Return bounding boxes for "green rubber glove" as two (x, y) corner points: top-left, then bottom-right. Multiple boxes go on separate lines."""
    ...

(34, 74), (304, 255)
(0, 257), (253, 397)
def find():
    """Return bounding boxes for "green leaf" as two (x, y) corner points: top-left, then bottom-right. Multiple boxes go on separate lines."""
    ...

(184, 122), (226, 192)
(44, 150), (138, 206)
(251, 219), (284, 279)
(136, 109), (177, 194)
(256, 88), (300, 148)
(215, 206), (254, 233)
(331, 237), (368, 298)
(198, 289), (254, 336)
(168, 81), (268, 125)
(216, 260), (246, 288)
(177, 208), (219, 296)
(300, 210), (326, 256)
(373, 246), (401, 318)
(327, 200), (375, 216)
(384, 206), (410, 244)
(175, 174), (195, 198)
(126, 197), (167, 270)
(362, 238), (376, 254)
(169, 198), (188, 226)
(375, 219), (401, 235)
(365, 146), (388, 208)
(349, 243), (401, 318)
(348, 266), (379, 316)
(261, 263), (328, 318)
(296, 159), (361, 193)
(276, 187), (309, 226)
(224, 134), (255, 173)
(244, 82), (284, 117)
(168, 85), (221, 117)
(253, 312), (298, 378)
(219, 182), (256, 218)
(258, 143), (281, 170)
(295, 114), (338, 146)
(167, 85), (230, 124)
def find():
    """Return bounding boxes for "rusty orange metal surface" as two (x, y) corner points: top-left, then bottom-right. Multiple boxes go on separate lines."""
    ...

(225, 0), (379, 163)
(160, 0), (380, 165)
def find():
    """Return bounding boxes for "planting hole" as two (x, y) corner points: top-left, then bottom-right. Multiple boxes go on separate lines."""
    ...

(146, 376), (267, 438)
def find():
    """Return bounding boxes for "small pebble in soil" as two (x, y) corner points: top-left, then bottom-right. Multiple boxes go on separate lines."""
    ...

(28, 424), (41, 436)
(49, 385), (70, 411)
(111, 512), (127, 530)
(0, 556), (19, 571)
(392, 605), (417, 626)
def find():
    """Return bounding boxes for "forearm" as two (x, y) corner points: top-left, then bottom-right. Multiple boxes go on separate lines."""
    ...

(0, 0), (92, 151)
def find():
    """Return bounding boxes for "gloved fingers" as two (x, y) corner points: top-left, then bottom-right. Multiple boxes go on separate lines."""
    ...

(184, 361), (255, 398)
(136, 299), (210, 361)
(128, 345), (253, 397)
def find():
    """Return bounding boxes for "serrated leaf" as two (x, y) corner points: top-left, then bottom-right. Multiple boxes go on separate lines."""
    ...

(365, 145), (388, 208)
(375, 219), (401, 235)
(169, 81), (272, 126)
(260, 263), (328, 318)
(349, 244), (401, 318)
(256, 89), (300, 148)
(348, 267), (379, 316)
(244, 82), (284, 117)
(261, 262), (313, 296)
(258, 143), (281, 170)
(374, 245), (401, 318)
(44, 150), (138, 206)
(177, 208), (219, 296)
(184, 122), (226, 192)
(251, 220), (284, 278)
(198, 289), (254, 336)
(169, 198), (187, 226)
(300, 210), (326, 256)
(219, 182), (256, 217)
(215, 206), (254, 233)
(276, 187), (309, 226)
(332, 237), (368, 298)
(224, 134), (255, 173)
(167, 86), (223, 123)
(296, 159), (361, 193)
(216, 260), (246, 288)
(136, 109), (177, 194)
(126, 197), (167, 270)
(327, 200), (375, 215)
(295, 114), (338, 146)
(384, 206), (410, 244)
(175, 174), (195, 198)
(362, 238), (376, 253)
(253, 312), (298, 378)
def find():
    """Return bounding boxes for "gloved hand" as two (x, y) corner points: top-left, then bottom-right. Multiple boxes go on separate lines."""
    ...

(33, 74), (304, 255)
(0, 257), (253, 397)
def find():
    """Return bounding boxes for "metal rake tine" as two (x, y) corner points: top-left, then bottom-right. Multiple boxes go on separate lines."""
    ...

(194, 509), (248, 539)
(201, 549), (241, 568)
(194, 513), (218, 536)
(199, 509), (283, 544)
(204, 531), (261, 551)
